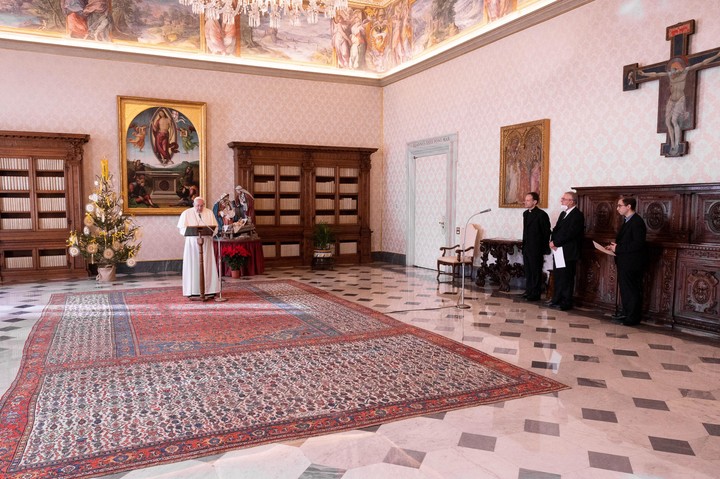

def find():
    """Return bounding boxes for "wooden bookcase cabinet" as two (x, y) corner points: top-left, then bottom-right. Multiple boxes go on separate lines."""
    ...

(229, 142), (375, 267)
(574, 183), (720, 338)
(0, 131), (89, 283)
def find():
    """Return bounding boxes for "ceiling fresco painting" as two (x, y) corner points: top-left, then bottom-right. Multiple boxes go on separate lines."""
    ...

(0, 0), (547, 74)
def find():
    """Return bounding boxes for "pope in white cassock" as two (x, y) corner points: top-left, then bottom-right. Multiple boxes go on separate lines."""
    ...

(177, 197), (220, 297)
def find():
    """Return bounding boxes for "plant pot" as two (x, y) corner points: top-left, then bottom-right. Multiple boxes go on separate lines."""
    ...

(312, 249), (335, 271)
(96, 265), (116, 282)
(230, 269), (242, 279)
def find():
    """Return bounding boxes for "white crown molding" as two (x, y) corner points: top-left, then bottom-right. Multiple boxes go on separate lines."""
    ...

(0, 36), (383, 86)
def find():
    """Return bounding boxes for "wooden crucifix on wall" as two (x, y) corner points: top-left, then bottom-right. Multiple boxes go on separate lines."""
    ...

(623, 20), (720, 157)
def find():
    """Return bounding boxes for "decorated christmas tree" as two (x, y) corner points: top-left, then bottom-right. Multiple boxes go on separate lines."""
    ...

(67, 159), (142, 268)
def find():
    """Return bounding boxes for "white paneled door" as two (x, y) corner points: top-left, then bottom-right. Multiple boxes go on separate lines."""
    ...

(413, 154), (448, 270)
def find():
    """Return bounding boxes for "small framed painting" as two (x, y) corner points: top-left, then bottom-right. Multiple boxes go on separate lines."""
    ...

(498, 119), (550, 208)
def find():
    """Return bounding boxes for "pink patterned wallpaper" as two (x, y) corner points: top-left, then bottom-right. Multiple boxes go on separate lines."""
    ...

(381, 0), (720, 255)
(2, 0), (719, 263)
(0, 51), (382, 261)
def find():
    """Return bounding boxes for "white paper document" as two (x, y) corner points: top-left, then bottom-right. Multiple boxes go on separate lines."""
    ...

(553, 246), (566, 268)
(593, 240), (616, 256)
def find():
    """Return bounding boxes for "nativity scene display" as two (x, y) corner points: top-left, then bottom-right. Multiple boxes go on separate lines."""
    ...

(212, 186), (258, 239)
(119, 97), (206, 215)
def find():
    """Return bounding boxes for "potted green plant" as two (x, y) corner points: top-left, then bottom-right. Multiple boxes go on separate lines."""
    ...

(312, 222), (335, 270)
(313, 222), (334, 251)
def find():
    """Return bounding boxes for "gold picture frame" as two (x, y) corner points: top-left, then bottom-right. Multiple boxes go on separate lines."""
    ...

(498, 119), (550, 208)
(118, 96), (206, 215)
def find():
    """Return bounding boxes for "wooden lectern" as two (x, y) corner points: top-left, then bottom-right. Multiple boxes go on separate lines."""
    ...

(184, 226), (216, 301)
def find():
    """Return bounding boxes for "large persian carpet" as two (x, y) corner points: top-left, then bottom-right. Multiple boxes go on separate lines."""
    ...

(0, 280), (568, 478)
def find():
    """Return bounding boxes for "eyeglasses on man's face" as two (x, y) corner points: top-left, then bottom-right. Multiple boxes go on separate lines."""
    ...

(617, 203), (626, 208)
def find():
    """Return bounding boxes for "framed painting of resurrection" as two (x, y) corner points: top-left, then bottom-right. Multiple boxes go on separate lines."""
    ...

(118, 96), (206, 215)
(498, 119), (550, 208)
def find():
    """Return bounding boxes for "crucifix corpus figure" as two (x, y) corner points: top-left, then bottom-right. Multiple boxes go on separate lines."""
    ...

(623, 19), (720, 157)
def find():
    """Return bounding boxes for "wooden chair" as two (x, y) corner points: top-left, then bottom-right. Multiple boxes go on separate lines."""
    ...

(436, 224), (479, 284)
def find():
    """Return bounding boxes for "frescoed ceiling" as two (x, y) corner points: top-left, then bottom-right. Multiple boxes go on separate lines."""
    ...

(0, 0), (587, 84)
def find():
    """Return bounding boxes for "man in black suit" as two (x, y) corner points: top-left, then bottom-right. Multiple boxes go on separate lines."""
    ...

(522, 192), (551, 301)
(607, 196), (647, 325)
(549, 191), (585, 311)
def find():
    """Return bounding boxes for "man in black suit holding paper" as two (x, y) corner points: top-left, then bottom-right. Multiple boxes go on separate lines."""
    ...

(522, 192), (551, 301)
(549, 191), (585, 311)
(607, 196), (647, 326)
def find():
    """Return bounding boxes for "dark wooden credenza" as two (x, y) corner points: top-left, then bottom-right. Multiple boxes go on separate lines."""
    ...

(575, 183), (720, 338)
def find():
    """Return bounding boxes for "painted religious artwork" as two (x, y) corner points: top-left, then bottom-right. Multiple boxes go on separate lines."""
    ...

(241, 1), (413, 73)
(411, 0), (525, 57)
(241, 14), (333, 66)
(118, 0), (201, 50)
(622, 20), (720, 157)
(203, 12), (240, 55)
(0, 0), (200, 51)
(0, 0), (550, 73)
(360, 2), (412, 73)
(498, 119), (550, 208)
(118, 96), (206, 215)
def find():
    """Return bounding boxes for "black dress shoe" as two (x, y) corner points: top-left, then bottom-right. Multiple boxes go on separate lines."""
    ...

(545, 300), (559, 307)
(611, 312), (627, 320)
(525, 295), (541, 301)
(521, 292), (529, 299)
(559, 305), (573, 311)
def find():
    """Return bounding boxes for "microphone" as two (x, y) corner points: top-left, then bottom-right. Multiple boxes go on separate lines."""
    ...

(476, 208), (491, 214)
(196, 208), (215, 236)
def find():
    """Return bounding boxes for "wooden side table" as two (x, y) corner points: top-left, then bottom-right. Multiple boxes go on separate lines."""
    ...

(476, 238), (524, 292)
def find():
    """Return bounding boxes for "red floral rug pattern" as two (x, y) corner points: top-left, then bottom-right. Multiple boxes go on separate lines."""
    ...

(0, 280), (568, 478)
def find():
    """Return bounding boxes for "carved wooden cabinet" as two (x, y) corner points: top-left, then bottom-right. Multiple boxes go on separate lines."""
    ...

(228, 142), (375, 267)
(0, 131), (89, 283)
(575, 183), (720, 338)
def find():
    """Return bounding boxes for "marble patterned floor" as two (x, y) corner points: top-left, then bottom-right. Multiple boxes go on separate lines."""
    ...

(0, 263), (718, 479)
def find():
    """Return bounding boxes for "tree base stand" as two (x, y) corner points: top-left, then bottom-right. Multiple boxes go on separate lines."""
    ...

(96, 265), (116, 282)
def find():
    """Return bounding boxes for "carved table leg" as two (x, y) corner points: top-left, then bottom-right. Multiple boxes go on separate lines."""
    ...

(476, 248), (491, 286)
(496, 244), (511, 292)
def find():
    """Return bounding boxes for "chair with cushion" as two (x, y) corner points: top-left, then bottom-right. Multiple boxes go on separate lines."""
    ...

(436, 224), (479, 284)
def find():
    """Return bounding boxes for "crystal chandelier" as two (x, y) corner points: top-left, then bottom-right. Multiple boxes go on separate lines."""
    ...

(179, 0), (349, 28)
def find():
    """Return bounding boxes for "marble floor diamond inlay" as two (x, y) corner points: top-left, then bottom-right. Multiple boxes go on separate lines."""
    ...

(0, 263), (718, 479)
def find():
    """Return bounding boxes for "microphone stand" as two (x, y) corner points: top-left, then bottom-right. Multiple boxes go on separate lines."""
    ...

(215, 235), (228, 303)
(457, 208), (492, 309)
(194, 210), (217, 302)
